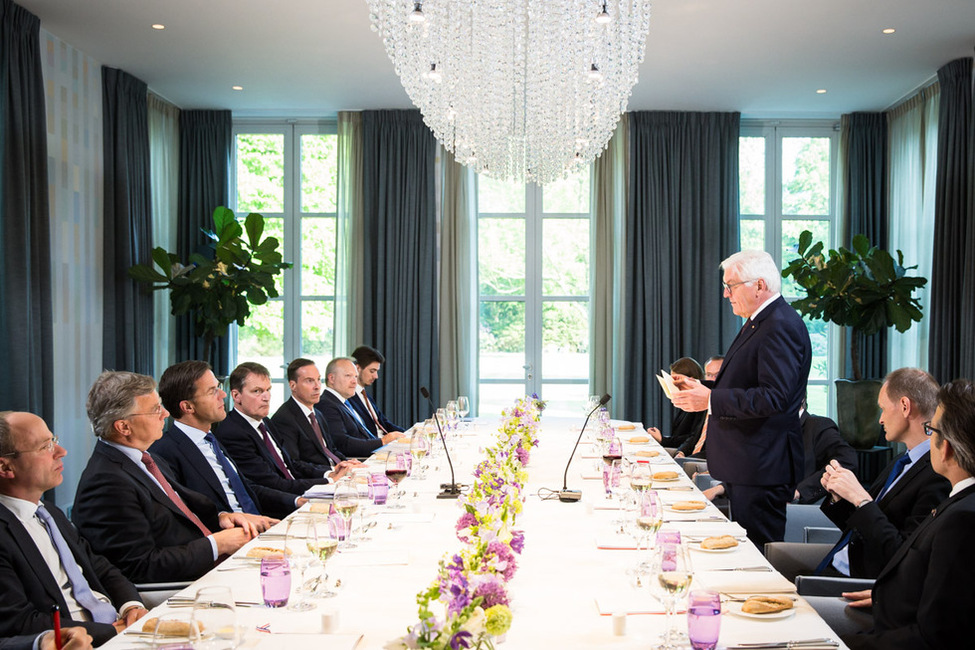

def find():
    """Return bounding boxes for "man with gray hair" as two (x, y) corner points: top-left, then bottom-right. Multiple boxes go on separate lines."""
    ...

(318, 357), (404, 457)
(672, 249), (811, 546)
(72, 371), (260, 584)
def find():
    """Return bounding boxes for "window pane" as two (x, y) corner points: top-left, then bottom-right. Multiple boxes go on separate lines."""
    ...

(301, 217), (336, 296)
(478, 383), (525, 416)
(268, 381), (286, 415)
(237, 299), (284, 379)
(804, 314), (829, 381)
(781, 219), (830, 297)
(262, 217), (286, 296)
(479, 301), (525, 380)
(236, 134), (284, 213)
(542, 301), (588, 379)
(543, 168), (590, 213)
(301, 134), (337, 213)
(301, 300), (334, 358)
(782, 137), (830, 215)
(740, 219), (765, 251)
(739, 136), (765, 215)
(539, 383), (591, 418)
(806, 384), (828, 416)
(478, 218), (525, 295)
(478, 176), (525, 213)
(542, 218), (589, 296)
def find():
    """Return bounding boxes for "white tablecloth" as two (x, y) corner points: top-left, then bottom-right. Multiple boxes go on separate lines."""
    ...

(106, 416), (847, 649)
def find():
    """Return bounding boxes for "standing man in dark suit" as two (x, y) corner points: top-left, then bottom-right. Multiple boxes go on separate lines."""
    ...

(349, 346), (406, 436)
(151, 361), (298, 519)
(795, 404), (857, 503)
(818, 368), (949, 578)
(842, 379), (975, 649)
(318, 357), (404, 458)
(72, 372), (260, 584)
(271, 358), (348, 468)
(0, 411), (146, 645)
(672, 249), (811, 546)
(215, 362), (352, 496)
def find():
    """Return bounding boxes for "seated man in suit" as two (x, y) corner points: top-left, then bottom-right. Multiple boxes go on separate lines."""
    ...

(271, 358), (349, 468)
(842, 379), (975, 649)
(151, 360), (299, 520)
(1, 628), (92, 650)
(72, 372), (260, 584)
(0, 410), (147, 645)
(318, 357), (404, 458)
(703, 355), (724, 381)
(215, 362), (352, 497)
(795, 400), (857, 503)
(349, 346), (405, 436)
(818, 367), (950, 578)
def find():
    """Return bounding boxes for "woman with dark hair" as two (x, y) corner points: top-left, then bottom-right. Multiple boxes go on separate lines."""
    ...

(647, 357), (707, 452)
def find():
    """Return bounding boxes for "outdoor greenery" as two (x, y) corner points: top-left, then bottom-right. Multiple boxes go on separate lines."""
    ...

(782, 230), (927, 380)
(129, 207), (291, 364)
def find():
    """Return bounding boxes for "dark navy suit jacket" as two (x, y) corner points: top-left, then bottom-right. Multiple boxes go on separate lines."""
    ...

(706, 296), (811, 487)
(317, 390), (384, 458)
(270, 397), (346, 468)
(348, 390), (405, 436)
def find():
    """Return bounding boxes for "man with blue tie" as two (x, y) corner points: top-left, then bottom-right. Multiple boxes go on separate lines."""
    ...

(818, 367), (950, 578)
(318, 357), (404, 458)
(349, 346), (405, 437)
(0, 411), (147, 645)
(842, 379), (975, 649)
(150, 361), (299, 520)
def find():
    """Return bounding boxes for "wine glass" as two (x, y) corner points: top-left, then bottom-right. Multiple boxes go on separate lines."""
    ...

(332, 477), (359, 549)
(384, 451), (410, 509)
(284, 515), (317, 611)
(445, 400), (459, 432)
(435, 408), (447, 436)
(302, 514), (338, 598)
(410, 428), (430, 478)
(189, 586), (238, 650)
(456, 396), (470, 420)
(630, 462), (652, 493)
(149, 612), (195, 650)
(637, 490), (663, 566)
(650, 542), (693, 649)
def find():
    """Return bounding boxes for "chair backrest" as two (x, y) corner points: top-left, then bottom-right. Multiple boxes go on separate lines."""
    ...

(795, 574), (874, 597)
(804, 526), (842, 544)
(784, 503), (838, 543)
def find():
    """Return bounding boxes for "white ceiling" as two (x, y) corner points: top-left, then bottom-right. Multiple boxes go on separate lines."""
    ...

(17, 0), (975, 118)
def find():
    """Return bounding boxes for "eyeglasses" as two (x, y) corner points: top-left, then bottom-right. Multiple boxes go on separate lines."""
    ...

(923, 421), (942, 437)
(722, 279), (754, 292)
(126, 403), (165, 418)
(1, 436), (59, 457)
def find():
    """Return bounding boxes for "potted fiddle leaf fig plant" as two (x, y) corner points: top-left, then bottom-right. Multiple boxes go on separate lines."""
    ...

(782, 230), (927, 448)
(128, 206), (291, 366)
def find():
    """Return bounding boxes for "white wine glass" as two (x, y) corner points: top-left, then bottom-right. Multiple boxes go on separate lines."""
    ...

(456, 395), (470, 419)
(284, 515), (317, 611)
(410, 429), (430, 478)
(295, 515), (337, 598)
(333, 477), (359, 549)
(445, 400), (459, 432)
(650, 542), (693, 649)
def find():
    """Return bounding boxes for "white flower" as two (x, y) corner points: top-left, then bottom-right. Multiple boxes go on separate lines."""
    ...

(461, 606), (487, 637)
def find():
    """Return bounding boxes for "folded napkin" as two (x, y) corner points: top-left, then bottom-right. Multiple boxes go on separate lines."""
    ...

(301, 484), (336, 499)
(694, 569), (796, 594)
(668, 521), (747, 538)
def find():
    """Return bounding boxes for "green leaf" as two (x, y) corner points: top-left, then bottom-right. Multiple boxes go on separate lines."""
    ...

(151, 247), (172, 275)
(128, 265), (168, 283)
(212, 206), (235, 235)
(797, 230), (812, 255)
(851, 234), (870, 258)
(244, 213), (264, 249)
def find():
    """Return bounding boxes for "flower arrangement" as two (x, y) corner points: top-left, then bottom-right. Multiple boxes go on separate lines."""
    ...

(386, 397), (538, 650)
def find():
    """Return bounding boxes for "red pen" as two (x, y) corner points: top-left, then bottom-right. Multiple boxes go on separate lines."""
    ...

(51, 605), (62, 650)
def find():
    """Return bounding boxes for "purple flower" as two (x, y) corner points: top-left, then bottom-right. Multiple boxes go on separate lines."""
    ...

(514, 447), (529, 465)
(486, 540), (518, 581)
(449, 631), (473, 649)
(473, 576), (509, 608)
(510, 530), (525, 554)
(456, 511), (477, 541)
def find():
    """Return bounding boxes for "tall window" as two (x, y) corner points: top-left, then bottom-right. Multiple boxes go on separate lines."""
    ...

(233, 122), (338, 409)
(476, 169), (592, 416)
(739, 122), (838, 415)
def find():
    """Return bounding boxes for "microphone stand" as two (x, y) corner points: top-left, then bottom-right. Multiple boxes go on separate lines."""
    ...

(420, 386), (463, 499)
(559, 393), (611, 502)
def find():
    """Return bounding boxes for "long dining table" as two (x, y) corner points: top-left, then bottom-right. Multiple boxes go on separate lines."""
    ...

(105, 415), (847, 649)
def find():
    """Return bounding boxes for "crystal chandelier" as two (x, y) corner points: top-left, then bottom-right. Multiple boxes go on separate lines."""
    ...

(367, 1), (652, 185)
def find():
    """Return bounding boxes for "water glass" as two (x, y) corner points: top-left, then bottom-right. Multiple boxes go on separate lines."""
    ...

(189, 586), (238, 650)
(602, 459), (621, 496)
(687, 590), (721, 650)
(369, 472), (389, 505)
(260, 557), (291, 608)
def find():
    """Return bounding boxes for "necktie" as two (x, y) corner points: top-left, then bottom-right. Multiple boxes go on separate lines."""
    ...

(141, 452), (212, 536)
(35, 505), (118, 624)
(309, 412), (343, 466)
(344, 400), (376, 439)
(203, 432), (260, 515)
(691, 415), (709, 456)
(815, 453), (913, 574)
(360, 393), (388, 435)
(259, 422), (294, 479)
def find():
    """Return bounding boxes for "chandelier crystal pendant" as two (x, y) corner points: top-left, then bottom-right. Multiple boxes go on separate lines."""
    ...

(367, 0), (652, 185)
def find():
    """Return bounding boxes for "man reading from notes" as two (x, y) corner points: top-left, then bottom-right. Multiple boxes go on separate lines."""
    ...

(0, 411), (147, 645)
(72, 372), (259, 584)
(842, 379), (975, 649)
(672, 250), (811, 546)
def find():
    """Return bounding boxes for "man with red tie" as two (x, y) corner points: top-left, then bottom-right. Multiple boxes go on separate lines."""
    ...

(72, 371), (261, 584)
(0, 410), (146, 645)
(271, 358), (350, 468)
(349, 346), (406, 437)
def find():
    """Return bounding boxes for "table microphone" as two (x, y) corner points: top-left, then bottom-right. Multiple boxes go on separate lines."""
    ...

(559, 393), (611, 502)
(420, 386), (463, 499)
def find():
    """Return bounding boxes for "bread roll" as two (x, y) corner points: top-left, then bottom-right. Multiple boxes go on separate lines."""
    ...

(617, 423), (636, 430)
(245, 546), (291, 559)
(142, 618), (202, 636)
(628, 435), (650, 443)
(634, 450), (659, 458)
(671, 500), (706, 511)
(700, 535), (739, 550)
(741, 595), (794, 614)
(652, 471), (679, 480)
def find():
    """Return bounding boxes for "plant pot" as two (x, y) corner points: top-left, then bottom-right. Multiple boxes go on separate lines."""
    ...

(835, 379), (884, 450)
